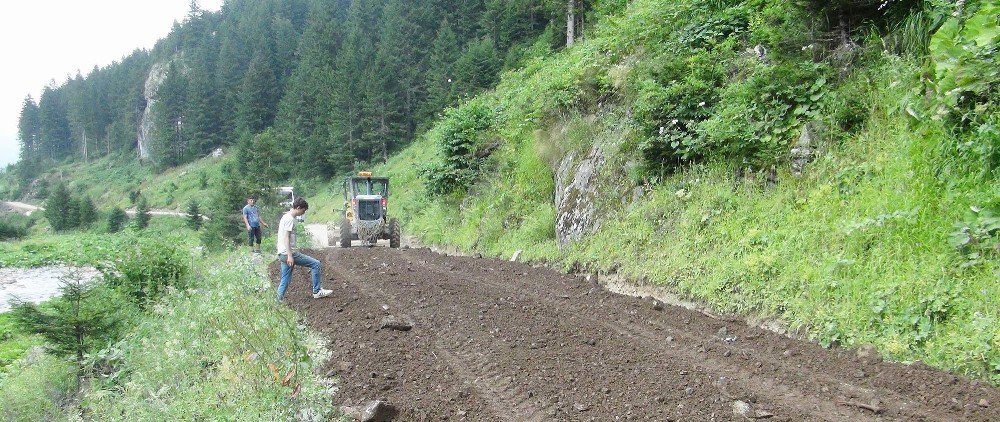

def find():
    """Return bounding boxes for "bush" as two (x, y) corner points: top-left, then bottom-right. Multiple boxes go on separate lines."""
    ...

(423, 102), (495, 195)
(101, 239), (189, 308)
(697, 60), (829, 166)
(106, 207), (128, 233)
(0, 212), (35, 240)
(82, 254), (334, 420)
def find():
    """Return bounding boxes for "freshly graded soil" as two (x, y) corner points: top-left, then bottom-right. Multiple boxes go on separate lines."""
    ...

(274, 247), (1000, 421)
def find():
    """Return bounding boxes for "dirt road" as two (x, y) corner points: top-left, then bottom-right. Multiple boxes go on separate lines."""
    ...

(1, 201), (205, 220)
(275, 247), (1000, 421)
(2, 201), (42, 216)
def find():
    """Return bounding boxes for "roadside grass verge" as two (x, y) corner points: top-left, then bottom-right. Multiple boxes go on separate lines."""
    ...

(0, 248), (335, 419)
(80, 253), (334, 420)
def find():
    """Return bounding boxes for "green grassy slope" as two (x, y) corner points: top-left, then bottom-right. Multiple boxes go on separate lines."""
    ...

(360, 0), (1000, 382)
(4, 152), (224, 211)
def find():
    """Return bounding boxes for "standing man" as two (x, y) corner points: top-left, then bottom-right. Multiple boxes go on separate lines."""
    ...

(242, 196), (268, 254)
(277, 197), (332, 300)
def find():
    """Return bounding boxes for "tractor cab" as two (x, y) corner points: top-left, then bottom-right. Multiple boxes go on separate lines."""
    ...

(337, 171), (400, 248)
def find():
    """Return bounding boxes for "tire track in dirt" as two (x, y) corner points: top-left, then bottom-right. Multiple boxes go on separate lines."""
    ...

(276, 247), (1000, 421)
(328, 252), (554, 421)
(402, 249), (858, 421)
(406, 249), (976, 421)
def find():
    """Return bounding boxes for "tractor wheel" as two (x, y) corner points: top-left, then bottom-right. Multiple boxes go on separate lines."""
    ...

(327, 222), (336, 247)
(339, 218), (352, 248)
(389, 218), (401, 248)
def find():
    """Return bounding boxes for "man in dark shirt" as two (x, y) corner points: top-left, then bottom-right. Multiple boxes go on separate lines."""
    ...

(242, 196), (269, 254)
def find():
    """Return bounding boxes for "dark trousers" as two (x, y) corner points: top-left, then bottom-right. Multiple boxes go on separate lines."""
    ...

(247, 226), (262, 246)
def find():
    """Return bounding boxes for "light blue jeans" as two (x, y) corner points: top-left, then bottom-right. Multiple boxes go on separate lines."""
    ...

(277, 252), (321, 300)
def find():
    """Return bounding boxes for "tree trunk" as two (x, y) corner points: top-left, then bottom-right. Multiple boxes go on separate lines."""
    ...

(567, 0), (576, 47)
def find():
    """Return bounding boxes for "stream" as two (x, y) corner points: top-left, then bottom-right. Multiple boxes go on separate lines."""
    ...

(0, 266), (101, 312)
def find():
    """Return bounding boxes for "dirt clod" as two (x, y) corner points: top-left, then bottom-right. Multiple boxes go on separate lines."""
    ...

(361, 400), (398, 422)
(379, 316), (412, 331)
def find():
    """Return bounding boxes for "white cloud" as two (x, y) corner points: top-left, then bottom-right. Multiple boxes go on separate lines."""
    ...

(0, 0), (224, 167)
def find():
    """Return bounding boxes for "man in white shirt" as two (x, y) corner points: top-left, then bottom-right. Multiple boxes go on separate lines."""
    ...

(276, 197), (332, 300)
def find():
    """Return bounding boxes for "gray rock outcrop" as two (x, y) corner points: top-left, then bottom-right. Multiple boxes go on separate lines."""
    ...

(555, 146), (606, 247)
(790, 123), (818, 176)
(137, 62), (169, 160)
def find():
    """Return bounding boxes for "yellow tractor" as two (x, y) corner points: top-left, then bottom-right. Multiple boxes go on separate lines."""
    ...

(336, 171), (400, 248)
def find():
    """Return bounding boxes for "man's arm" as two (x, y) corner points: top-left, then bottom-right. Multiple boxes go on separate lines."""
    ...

(242, 208), (250, 230)
(285, 225), (294, 266)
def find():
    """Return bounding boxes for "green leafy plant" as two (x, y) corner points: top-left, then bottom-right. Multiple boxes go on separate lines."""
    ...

(0, 212), (35, 240)
(948, 206), (1000, 267)
(423, 102), (495, 195)
(100, 239), (189, 308)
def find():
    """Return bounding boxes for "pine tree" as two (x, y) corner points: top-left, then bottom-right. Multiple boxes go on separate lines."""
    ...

(183, 41), (220, 159)
(134, 195), (151, 229)
(17, 96), (41, 182)
(276, 0), (355, 177)
(11, 272), (118, 384)
(332, 0), (377, 163)
(422, 19), (460, 121)
(150, 62), (189, 168)
(38, 85), (73, 159)
(365, 0), (413, 162)
(107, 207), (129, 233)
(186, 200), (203, 230)
(44, 183), (74, 231)
(236, 49), (279, 137)
(453, 37), (502, 99)
(77, 196), (98, 228)
(65, 196), (81, 230)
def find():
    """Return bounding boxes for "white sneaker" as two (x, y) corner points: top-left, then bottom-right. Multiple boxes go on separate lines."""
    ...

(312, 289), (333, 299)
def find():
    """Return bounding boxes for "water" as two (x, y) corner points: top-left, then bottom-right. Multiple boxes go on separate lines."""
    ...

(0, 266), (101, 312)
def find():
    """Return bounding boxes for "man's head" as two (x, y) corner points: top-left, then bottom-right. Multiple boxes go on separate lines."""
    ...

(290, 197), (309, 216)
(247, 196), (256, 206)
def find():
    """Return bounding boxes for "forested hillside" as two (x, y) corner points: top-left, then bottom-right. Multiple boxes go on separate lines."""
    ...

(12, 0), (573, 183)
(5, 0), (1000, 387)
(365, 0), (1000, 383)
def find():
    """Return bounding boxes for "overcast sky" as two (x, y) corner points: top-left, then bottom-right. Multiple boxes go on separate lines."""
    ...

(0, 0), (225, 168)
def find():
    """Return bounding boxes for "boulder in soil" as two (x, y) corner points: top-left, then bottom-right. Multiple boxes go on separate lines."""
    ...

(380, 315), (413, 331)
(358, 400), (398, 422)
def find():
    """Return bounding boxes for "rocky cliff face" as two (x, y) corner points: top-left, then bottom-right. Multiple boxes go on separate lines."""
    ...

(137, 62), (168, 160)
(555, 146), (606, 247)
